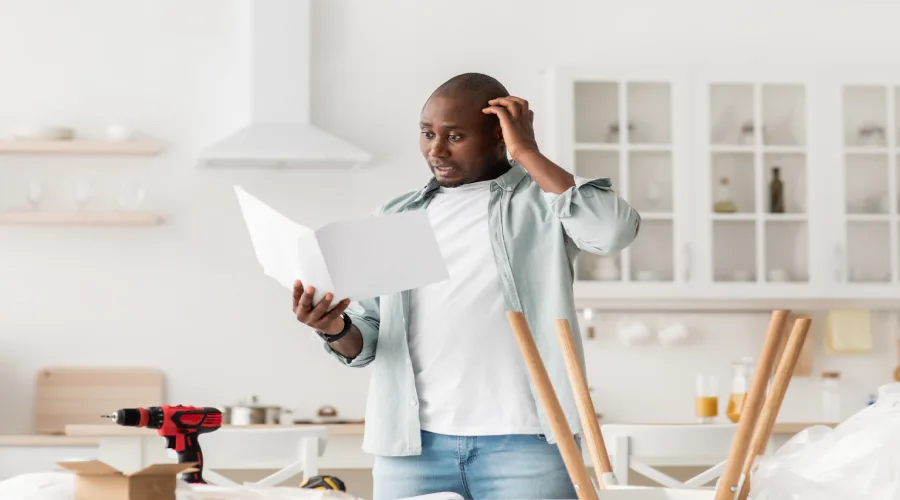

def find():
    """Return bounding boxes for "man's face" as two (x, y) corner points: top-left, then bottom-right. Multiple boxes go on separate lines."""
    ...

(419, 93), (505, 188)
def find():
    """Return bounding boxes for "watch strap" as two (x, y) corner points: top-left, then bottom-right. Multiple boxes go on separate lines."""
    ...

(317, 313), (352, 343)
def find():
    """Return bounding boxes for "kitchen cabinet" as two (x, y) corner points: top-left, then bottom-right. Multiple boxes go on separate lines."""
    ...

(545, 64), (900, 310)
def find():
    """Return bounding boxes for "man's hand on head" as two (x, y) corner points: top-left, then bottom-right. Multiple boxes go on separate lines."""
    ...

(482, 96), (540, 162)
(484, 95), (575, 194)
(292, 280), (351, 335)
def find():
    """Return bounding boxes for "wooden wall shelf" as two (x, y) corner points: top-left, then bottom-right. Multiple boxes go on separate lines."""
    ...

(0, 140), (162, 156)
(0, 211), (162, 226)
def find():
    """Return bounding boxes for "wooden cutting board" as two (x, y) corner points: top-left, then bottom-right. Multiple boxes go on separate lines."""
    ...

(34, 367), (165, 434)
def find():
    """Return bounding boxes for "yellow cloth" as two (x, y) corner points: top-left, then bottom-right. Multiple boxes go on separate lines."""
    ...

(826, 309), (873, 353)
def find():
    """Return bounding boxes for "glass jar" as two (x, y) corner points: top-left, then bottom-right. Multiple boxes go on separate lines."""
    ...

(727, 357), (752, 423)
(821, 371), (841, 422)
(696, 374), (719, 424)
(713, 177), (737, 213)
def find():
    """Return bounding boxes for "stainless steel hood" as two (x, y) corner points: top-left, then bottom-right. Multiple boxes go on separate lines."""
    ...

(197, 0), (371, 169)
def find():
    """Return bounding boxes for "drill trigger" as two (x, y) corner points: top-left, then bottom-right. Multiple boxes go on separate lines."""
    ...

(165, 435), (176, 449)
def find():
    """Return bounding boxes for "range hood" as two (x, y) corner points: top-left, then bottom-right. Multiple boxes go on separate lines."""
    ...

(198, 0), (371, 169)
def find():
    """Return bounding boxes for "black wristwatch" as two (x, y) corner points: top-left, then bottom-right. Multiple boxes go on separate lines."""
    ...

(317, 313), (353, 343)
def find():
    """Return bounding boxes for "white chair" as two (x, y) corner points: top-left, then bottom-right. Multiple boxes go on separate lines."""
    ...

(600, 423), (737, 489)
(197, 426), (328, 487)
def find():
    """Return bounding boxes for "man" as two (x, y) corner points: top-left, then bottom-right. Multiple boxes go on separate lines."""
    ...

(292, 73), (640, 499)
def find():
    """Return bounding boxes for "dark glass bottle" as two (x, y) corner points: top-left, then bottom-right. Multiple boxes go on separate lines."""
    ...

(769, 167), (785, 213)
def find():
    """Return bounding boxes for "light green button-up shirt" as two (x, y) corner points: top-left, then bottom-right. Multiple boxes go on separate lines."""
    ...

(321, 162), (641, 457)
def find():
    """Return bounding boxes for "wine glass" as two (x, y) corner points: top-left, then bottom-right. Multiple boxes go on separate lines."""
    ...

(27, 180), (42, 210)
(117, 183), (146, 210)
(73, 180), (92, 211)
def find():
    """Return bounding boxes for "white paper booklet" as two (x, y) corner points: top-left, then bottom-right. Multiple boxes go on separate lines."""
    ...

(234, 185), (449, 304)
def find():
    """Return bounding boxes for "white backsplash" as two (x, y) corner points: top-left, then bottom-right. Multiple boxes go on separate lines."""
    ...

(581, 311), (897, 424)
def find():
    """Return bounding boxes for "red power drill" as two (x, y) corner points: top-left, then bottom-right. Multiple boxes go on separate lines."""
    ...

(102, 405), (222, 484)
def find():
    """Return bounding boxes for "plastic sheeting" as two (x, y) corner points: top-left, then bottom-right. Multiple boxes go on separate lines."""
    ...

(751, 382), (900, 500)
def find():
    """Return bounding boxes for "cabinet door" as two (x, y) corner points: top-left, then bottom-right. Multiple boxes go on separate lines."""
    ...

(546, 66), (691, 298)
(694, 68), (819, 296)
(830, 77), (900, 297)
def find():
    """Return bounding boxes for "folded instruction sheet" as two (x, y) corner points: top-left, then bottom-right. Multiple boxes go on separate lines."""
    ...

(234, 185), (449, 304)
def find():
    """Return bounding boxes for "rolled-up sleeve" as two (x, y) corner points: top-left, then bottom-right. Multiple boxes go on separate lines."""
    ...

(543, 176), (641, 254)
(321, 296), (380, 368)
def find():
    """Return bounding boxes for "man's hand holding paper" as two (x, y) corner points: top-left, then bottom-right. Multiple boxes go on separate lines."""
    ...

(292, 281), (350, 335)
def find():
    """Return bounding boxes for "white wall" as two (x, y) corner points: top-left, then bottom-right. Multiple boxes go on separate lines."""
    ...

(2, 0), (900, 434)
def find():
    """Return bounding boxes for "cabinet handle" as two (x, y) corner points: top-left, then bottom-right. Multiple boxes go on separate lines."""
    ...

(683, 244), (692, 281)
(835, 244), (844, 282)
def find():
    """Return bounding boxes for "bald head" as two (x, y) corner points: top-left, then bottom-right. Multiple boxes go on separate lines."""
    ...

(424, 73), (510, 136)
(430, 73), (510, 108)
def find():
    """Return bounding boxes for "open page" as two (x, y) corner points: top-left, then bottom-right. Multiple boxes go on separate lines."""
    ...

(234, 186), (334, 301)
(315, 210), (449, 301)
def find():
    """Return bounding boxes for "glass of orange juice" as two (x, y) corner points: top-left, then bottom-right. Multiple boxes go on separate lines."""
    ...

(696, 374), (719, 423)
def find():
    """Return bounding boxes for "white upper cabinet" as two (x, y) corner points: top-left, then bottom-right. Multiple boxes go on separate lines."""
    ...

(545, 65), (900, 308)
(544, 66), (692, 301)
(829, 73), (900, 299)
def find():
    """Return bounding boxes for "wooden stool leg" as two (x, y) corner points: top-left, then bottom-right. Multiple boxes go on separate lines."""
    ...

(715, 310), (790, 500)
(555, 318), (615, 488)
(507, 312), (598, 500)
(737, 316), (812, 500)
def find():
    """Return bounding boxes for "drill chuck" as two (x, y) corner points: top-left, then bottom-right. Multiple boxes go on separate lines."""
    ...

(102, 407), (162, 429)
(103, 409), (142, 426)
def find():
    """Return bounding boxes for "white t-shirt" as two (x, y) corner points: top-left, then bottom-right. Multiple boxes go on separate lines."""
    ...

(407, 179), (542, 436)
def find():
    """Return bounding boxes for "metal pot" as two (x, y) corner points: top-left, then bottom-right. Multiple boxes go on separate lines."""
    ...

(222, 395), (283, 425)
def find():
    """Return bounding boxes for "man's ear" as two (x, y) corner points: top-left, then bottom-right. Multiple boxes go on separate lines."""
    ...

(495, 125), (504, 145)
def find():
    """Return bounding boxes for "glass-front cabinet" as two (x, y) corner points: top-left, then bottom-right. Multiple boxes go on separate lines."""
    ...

(834, 81), (900, 290)
(546, 67), (691, 300)
(695, 69), (816, 295)
(546, 65), (900, 305)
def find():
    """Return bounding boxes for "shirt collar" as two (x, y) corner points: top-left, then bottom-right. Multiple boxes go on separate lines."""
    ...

(414, 161), (527, 203)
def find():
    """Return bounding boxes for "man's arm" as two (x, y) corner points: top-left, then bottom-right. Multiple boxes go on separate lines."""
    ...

(484, 96), (641, 254)
(320, 325), (364, 359)
(518, 150), (640, 253)
(515, 149), (575, 194)
(325, 296), (380, 367)
(542, 172), (641, 254)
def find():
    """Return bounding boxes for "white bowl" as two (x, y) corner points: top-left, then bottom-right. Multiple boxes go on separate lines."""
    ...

(105, 124), (134, 141)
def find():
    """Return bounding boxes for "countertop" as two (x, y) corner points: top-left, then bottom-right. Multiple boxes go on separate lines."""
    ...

(0, 421), (835, 447)
(0, 435), (100, 447)
(64, 423), (366, 437)
(0, 423), (364, 447)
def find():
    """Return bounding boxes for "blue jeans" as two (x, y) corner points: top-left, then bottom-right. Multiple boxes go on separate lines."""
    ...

(372, 431), (580, 500)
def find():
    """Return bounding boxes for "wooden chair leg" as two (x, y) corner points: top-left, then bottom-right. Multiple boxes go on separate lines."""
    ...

(555, 318), (616, 488)
(736, 316), (812, 500)
(714, 309), (790, 500)
(507, 312), (599, 500)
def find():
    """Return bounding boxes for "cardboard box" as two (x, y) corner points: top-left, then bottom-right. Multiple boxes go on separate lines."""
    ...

(56, 461), (196, 500)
